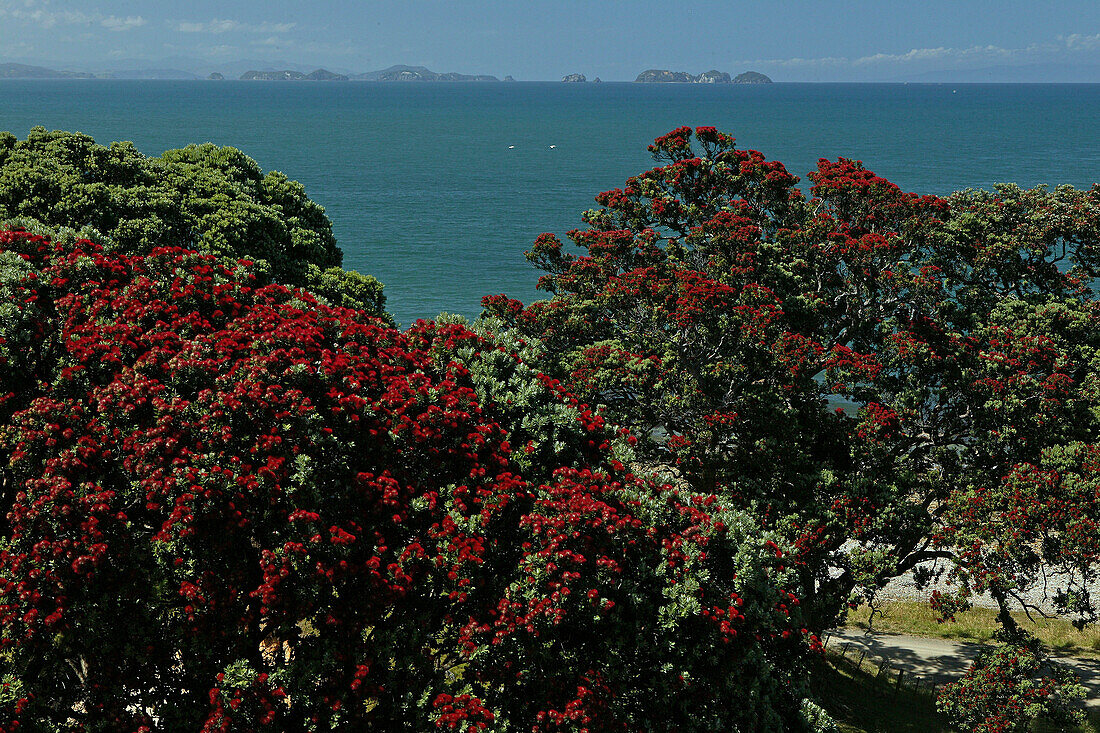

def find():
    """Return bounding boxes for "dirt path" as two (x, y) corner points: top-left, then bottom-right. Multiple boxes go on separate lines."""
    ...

(826, 629), (1100, 707)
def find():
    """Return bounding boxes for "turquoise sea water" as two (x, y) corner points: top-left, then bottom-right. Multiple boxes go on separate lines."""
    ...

(1, 80), (1100, 326)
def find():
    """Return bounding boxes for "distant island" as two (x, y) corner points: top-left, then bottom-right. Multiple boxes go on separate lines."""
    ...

(111, 68), (198, 80)
(0, 63), (94, 79)
(0, 61), (773, 83)
(349, 65), (499, 82)
(635, 69), (772, 84)
(732, 71), (772, 84)
(0, 63), (202, 79)
(0, 62), (510, 82)
(241, 68), (349, 81)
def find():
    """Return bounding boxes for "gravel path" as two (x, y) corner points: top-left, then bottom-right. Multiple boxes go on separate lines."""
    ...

(827, 629), (1100, 707)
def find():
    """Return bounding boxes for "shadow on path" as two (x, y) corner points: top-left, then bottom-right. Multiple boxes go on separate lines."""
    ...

(827, 629), (1100, 707)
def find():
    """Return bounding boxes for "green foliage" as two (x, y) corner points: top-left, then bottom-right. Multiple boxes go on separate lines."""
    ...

(0, 248), (41, 389)
(306, 264), (389, 322)
(437, 313), (639, 477)
(489, 126), (1100, 730)
(0, 232), (824, 731)
(0, 127), (389, 320)
(936, 641), (1086, 733)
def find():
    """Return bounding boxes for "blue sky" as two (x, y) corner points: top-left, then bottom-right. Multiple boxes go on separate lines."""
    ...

(3, 0), (1100, 80)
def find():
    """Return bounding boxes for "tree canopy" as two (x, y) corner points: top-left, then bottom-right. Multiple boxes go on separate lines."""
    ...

(0, 128), (388, 320)
(0, 230), (821, 731)
(2, 122), (1098, 731)
(484, 126), (1100, 729)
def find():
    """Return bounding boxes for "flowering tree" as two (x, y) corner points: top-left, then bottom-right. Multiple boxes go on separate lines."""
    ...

(484, 126), (1100, 729)
(936, 639), (1086, 732)
(0, 230), (821, 731)
(0, 128), (388, 319)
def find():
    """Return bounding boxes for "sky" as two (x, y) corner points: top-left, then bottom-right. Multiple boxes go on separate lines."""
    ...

(3, 0), (1100, 81)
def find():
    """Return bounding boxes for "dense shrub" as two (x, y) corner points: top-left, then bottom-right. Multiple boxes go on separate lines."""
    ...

(0, 128), (387, 320)
(936, 640), (1085, 732)
(485, 126), (1100, 729)
(0, 231), (819, 731)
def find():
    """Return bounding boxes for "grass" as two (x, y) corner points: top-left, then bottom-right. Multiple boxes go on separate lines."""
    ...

(844, 600), (1100, 659)
(816, 651), (1100, 733)
(812, 653), (954, 732)
(1036, 711), (1100, 733)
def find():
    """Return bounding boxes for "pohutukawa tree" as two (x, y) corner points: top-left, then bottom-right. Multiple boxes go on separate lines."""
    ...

(0, 230), (819, 731)
(0, 128), (388, 319)
(484, 126), (1100, 729)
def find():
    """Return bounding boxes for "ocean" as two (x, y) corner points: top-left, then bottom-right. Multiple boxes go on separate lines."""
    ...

(1, 80), (1099, 326)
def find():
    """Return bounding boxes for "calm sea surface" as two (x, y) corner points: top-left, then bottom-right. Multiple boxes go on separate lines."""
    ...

(1, 81), (1099, 326)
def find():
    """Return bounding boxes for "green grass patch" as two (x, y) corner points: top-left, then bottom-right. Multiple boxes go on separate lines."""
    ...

(812, 653), (953, 732)
(845, 600), (1100, 659)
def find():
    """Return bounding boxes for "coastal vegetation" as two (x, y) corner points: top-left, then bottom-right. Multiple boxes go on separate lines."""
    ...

(0, 128), (387, 319)
(0, 230), (816, 729)
(0, 125), (1096, 730)
(485, 125), (1100, 730)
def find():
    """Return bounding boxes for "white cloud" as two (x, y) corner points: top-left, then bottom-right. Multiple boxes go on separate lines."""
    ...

(259, 22), (295, 34)
(178, 18), (238, 33)
(753, 55), (849, 68)
(101, 15), (146, 32)
(745, 35), (1100, 71)
(177, 18), (295, 34)
(0, 4), (144, 32)
(0, 7), (92, 27)
(1064, 33), (1100, 50)
(852, 44), (1012, 66)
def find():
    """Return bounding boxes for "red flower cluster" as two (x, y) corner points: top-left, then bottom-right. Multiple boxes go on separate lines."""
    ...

(0, 231), (812, 730)
(936, 642), (1085, 732)
(486, 126), (1100, 733)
